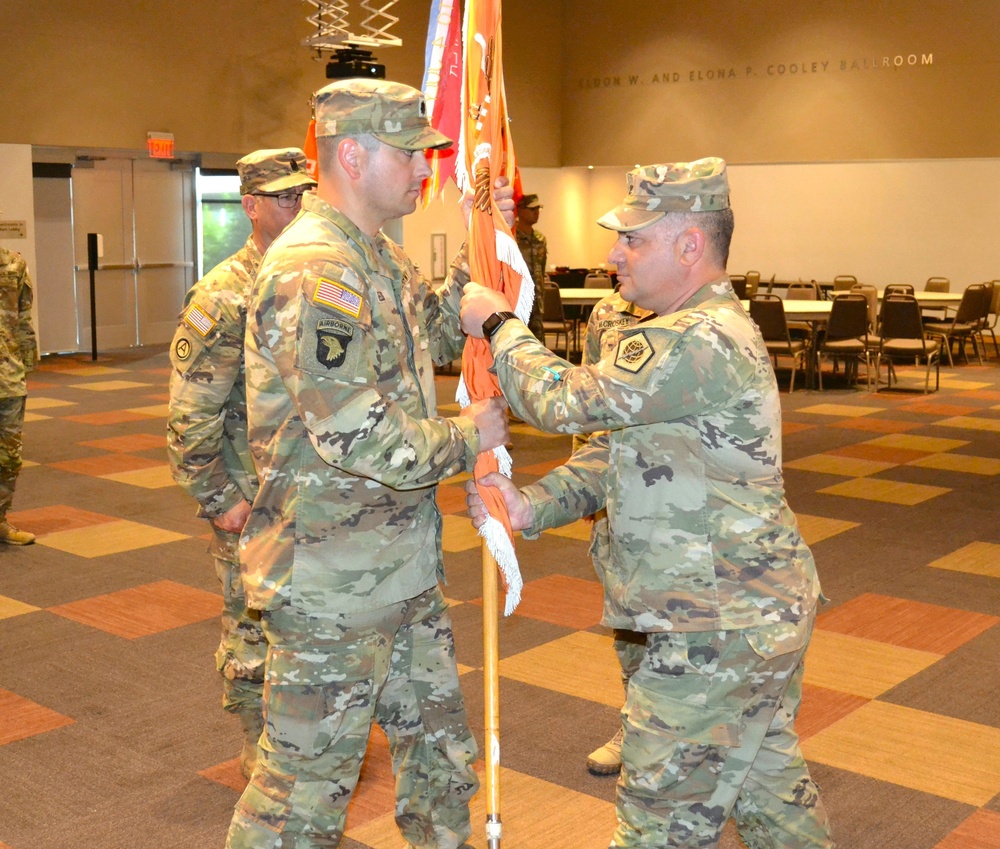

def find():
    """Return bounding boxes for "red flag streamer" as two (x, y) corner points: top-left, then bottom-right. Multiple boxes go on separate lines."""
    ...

(420, 0), (463, 206)
(458, 0), (528, 617)
(303, 117), (319, 181)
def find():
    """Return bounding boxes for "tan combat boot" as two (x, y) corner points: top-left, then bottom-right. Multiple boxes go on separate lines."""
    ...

(237, 708), (265, 780)
(0, 521), (35, 545)
(586, 727), (623, 775)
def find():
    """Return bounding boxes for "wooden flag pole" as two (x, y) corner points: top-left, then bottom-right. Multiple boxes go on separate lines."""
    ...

(482, 545), (502, 848)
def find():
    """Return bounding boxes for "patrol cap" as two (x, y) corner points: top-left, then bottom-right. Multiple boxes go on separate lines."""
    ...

(597, 157), (730, 232)
(517, 193), (542, 210)
(313, 79), (453, 151)
(237, 148), (316, 196)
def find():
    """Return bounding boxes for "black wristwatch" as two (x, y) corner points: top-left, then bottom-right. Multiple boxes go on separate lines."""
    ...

(482, 311), (518, 341)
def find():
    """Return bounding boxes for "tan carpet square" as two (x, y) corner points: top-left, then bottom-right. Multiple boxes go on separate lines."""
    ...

(26, 397), (75, 410)
(818, 477), (950, 505)
(127, 403), (170, 417)
(908, 453), (1000, 475)
(101, 465), (177, 489)
(69, 380), (153, 392)
(803, 630), (941, 699)
(545, 518), (594, 542)
(794, 403), (885, 417)
(802, 701), (1000, 806)
(795, 514), (860, 545)
(862, 434), (969, 452)
(0, 595), (40, 620)
(929, 542), (1000, 578)
(785, 454), (896, 477)
(500, 631), (621, 707)
(347, 763), (617, 849)
(935, 415), (1000, 433)
(441, 513), (482, 552)
(38, 519), (189, 558)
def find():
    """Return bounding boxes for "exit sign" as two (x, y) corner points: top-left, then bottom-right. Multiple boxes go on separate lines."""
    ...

(147, 132), (175, 159)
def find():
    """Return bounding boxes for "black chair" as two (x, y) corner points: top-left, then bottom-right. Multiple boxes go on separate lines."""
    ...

(818, 294), (871, 390)
(730, 276), (748, 299)
(877, 295), (941, 393)
(833, 275), (858, 292)
(541, 282), (575, 358)
(749, 294), (808, 392)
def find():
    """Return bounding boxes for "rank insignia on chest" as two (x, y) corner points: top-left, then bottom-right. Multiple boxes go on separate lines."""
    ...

(614, 331), (655, 374)
(316, 318), (355, 369)
(313, 277), (363, 318)
(182, 304), (217, 337)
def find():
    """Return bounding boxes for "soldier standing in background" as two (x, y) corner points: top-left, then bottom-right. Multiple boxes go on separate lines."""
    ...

(515, 192), (548, 341)
(462, 159), (834, 848)
(225, 79), (511, 849)
(167, 149), (316, 778)
(0, 241), (39, 545)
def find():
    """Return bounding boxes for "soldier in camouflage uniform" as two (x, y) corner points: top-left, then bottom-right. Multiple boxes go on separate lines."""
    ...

(515, 193), (547, 341)
(0, 244), (39, 545)
(225, 79), (512, 849)
(461, 159), (835, 848)
(576, 293), (651, 776)
(167, 148), (316, 778)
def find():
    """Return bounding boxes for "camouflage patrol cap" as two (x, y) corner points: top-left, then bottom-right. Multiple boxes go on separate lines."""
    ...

(237, 148), (317, 196)
(313, 79), (453, 151)
(597, 157), (730, 232)
(517, 193), (542, 209)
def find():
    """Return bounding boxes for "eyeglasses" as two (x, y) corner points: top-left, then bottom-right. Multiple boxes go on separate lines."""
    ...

(253, 190), (309, 209)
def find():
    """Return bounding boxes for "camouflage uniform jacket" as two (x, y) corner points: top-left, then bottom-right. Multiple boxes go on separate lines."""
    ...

(167, 235), (260, 520)
(515, 228), (547, 291)
(242, 192), (479, 613)
(490, 276), (821, 634)
(0, 247), (38, 398)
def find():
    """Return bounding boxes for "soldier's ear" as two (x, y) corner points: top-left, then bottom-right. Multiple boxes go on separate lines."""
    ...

(242, 194), (257, 221)
(338, 138), (365, 180)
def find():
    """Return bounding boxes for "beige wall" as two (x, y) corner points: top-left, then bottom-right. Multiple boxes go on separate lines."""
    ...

(562, 0), (1000, 165)
(0, 0), (560, 166)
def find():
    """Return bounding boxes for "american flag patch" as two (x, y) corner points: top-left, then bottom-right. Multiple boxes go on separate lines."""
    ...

(313, 277), (363, 318)
(183, 304), (216, 337)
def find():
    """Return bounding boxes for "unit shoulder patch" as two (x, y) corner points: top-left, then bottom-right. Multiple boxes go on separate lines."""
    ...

(614, 331), (655, 374)
(316, 317), (355, 369)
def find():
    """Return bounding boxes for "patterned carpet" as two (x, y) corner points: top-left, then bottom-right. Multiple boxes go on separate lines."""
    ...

(0, 345), (998, 849)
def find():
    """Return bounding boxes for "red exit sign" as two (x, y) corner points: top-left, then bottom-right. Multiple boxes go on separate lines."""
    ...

(147, 132), (175, 159)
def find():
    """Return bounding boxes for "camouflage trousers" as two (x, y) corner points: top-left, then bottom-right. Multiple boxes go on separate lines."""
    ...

(612, 612), (834, 848)
(211, 528), (266, 714)
(226, 585), (478, 849)
(0, 395), (26, 518)
(613, 628), (646, 693)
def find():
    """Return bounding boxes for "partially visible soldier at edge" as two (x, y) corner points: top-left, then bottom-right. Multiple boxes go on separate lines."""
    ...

(515, 192), (548, 342)
(0, 238), (39, 545)
(461, 158), (835, 848)
(167, 148), (316, 778)
(225, 79), (511, 849)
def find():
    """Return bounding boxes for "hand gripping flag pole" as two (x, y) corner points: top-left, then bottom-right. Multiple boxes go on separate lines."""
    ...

(455, 0), (528, 844)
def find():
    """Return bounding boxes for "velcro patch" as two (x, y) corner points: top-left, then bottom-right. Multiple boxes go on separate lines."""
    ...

(183, 304), (217, 337)
(316, 318), (355, 369)
(313, 277), (363, 318)
(614, 331), (655, 374)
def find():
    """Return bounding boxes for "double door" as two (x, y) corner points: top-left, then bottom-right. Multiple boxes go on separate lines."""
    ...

(68, 157), (195, 351)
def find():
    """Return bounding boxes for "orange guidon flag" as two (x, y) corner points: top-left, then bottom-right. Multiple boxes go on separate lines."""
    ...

(457, 0), (528, 614)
